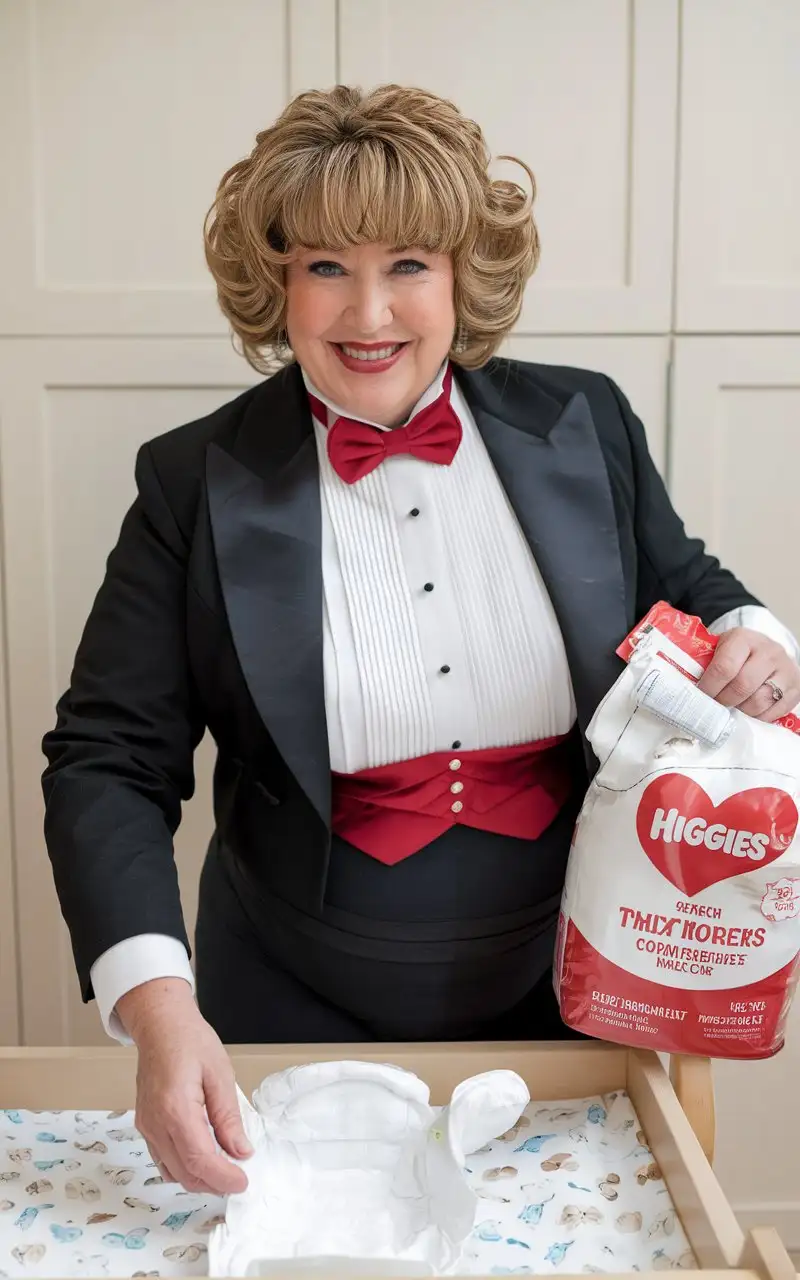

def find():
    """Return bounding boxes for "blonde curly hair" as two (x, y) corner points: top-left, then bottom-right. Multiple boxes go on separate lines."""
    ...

(204, 84), (540, 373)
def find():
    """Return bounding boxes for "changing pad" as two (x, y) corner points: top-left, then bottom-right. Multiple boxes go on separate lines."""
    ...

(0, 1089), (694, 1276)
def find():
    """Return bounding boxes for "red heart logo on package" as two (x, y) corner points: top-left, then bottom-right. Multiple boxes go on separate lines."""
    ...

(636, 775), (798, 897)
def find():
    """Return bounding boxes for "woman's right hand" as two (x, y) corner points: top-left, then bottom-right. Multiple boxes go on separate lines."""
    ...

(117, 979), (252, 1197)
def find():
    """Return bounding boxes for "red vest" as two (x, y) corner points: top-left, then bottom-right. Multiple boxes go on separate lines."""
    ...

(331, 735), (575, 865)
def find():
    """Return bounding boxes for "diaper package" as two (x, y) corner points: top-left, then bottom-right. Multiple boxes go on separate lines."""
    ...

(555, 602), (800, 1059)
(208, 1060), (529, 1277)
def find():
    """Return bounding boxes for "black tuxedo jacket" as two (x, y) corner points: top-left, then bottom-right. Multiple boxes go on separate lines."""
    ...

(41, 359), (760, 999)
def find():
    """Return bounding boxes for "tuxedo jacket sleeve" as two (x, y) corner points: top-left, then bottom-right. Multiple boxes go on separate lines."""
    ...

(40, 361), (767, 1001)
(42, 442), (206, 995)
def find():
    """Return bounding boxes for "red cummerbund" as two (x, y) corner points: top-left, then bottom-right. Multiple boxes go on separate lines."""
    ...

(331, 734), (577, 866)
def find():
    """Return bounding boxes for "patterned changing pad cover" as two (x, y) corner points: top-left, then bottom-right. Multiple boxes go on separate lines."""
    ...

(0, 1088), (695, 1277)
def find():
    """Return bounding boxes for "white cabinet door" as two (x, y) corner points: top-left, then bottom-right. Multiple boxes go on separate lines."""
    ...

(0, 339), (259, 1045)
(0, 0), (335, 338)
(676, 1), (800, 332)
(502, 336), (670, 475)
(670, 338), (800, 634)
(338, 0), (678, 334)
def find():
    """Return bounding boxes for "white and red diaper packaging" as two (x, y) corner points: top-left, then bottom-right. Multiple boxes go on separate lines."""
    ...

(554, 602), (800, 1058)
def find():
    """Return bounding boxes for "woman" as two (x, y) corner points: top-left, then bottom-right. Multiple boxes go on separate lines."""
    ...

(42, 84), (799, 1196)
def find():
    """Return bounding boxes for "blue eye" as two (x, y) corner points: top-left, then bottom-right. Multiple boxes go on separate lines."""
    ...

(308, 261), (345, 277)
(393, 259), (427, 275)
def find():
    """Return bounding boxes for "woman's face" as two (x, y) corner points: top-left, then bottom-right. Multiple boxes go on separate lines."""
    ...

(285, 243), (456, 426)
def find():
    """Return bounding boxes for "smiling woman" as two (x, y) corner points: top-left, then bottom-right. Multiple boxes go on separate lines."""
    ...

(284, 244), (456, 426)
(41, 81), (800, 1198)
(203, 84), (537, 422)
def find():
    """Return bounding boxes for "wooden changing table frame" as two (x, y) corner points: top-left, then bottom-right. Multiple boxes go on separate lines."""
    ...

(0, 1043), (791, 1280)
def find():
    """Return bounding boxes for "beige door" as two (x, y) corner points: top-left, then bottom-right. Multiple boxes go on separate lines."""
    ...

(676, 0), (800, 331)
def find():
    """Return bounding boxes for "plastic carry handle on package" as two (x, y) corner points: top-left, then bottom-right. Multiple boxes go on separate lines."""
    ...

(555, 601), (800, 1059)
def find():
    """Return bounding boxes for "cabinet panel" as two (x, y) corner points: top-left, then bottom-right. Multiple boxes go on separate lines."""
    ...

(670, 338), (800, 635)
(0, 0), (336, 338)
(676, 1), (800, 331)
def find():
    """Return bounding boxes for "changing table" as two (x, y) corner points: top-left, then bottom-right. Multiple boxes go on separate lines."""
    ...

(0, 1042), (792, 1280)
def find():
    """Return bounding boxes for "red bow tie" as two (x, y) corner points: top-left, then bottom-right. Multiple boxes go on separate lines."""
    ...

(307, 365), (462, 485)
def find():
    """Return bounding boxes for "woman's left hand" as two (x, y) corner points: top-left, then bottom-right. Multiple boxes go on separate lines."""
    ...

(697, 627), (800, 721)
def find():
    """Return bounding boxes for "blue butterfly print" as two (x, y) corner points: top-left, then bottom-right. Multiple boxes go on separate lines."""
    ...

(2, 1112), (22, 1125)
(161, 1211), (197, 1231)
(513, 1134), (557, 1154)
(474, 1221), (504, 1243)
(14, 1205), (54, 1230)
(544, 1242), (574, 1266)
(102, 1228), (149, 1250)
(50, 1224), (83, 1243)
(587, 1104), (606, 1125)
(518, 1197), (553, 1226)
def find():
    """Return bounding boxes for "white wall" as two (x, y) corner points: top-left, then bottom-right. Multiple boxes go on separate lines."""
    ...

(0, 0), (798, 1244)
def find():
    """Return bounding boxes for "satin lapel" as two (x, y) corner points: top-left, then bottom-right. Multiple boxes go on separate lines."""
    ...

(206, 366), (330, 823)
(463, 376), (628, 753)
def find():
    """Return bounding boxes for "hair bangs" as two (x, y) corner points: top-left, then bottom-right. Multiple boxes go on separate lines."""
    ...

(275, 139), (474, 255)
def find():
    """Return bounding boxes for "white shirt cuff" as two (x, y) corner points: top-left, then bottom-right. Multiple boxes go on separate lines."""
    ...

(90, 934), (196, 1045)
(709, 605), (800, 663)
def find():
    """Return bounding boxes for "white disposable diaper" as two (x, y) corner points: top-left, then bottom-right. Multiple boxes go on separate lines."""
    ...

(208, 1060), (529, 1277)
(555, 602), (800, 1059)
